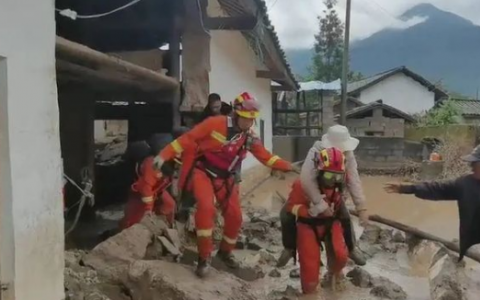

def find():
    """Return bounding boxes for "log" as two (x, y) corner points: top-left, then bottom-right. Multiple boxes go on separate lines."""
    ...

(55, 36), (179, 90)
(56, 60), (160, 92)
(349, 209), (480, 264)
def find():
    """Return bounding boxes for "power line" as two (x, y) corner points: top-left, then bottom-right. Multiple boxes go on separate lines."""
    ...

(56, 0), (141, 20)
(364, 0), (400, 22)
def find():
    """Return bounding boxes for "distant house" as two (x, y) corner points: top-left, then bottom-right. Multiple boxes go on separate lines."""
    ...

(344, 100), (416, 138)
(348, 66), (448, 114)
(449, 98), (480, 124)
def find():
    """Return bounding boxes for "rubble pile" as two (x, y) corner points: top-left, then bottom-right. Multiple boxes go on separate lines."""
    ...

(65, 199), (469, 300)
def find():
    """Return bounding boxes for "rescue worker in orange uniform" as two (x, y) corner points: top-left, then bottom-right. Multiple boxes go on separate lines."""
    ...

(120, 135), (177, 229)
(285, 147), (349, 294)
(153, 92), (293, 277)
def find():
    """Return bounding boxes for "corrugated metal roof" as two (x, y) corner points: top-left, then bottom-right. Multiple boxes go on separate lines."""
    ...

(450, 98), (480, 116)
(299, 79), (341, 91)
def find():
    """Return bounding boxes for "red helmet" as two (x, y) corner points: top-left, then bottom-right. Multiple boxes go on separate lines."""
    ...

(315, 147), (346, 184)
(233, 92), (260, 119)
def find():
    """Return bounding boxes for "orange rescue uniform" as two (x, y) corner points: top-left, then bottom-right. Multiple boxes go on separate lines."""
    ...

(120, 156), (176, 229)
(285, 179), (349, 294)
(158, 115), (292, 259)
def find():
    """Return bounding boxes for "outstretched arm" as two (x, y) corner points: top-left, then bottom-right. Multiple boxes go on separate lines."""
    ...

(386, 179), (460, 201)
(248, 136), (292, 171)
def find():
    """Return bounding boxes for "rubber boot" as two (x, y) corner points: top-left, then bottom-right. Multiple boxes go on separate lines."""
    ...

(195, 258), (210, 278)
(349, 248), (367, 266)
(216, 250), (240, 269)
(277, 248), (295, 267)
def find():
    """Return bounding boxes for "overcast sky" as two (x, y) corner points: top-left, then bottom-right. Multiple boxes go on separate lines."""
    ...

(266, 0), (480, 49)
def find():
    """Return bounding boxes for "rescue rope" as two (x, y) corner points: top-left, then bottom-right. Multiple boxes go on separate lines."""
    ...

(64, 168), (95, 237)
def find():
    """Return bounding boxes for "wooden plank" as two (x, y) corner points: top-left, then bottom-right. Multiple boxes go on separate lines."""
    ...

(256, 70), (285, 79)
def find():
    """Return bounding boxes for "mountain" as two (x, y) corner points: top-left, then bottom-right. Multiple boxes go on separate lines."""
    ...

(286, 4), (480, 97)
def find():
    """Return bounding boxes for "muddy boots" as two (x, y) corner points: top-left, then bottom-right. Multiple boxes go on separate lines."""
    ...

(277, 248), (295, 267)
(217, 250), (240, 269)
(196, 259), (210, 278)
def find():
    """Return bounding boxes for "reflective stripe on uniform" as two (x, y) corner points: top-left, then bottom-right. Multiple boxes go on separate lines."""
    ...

(266, 155), (280, 167)
(171, 140), (183, 154)
(223, 235), (237, 245)
(292, 204), (302, 217)
(197, 229), (213, 237)
(141, 196), (154, 203)
(211, 131), (226, 144)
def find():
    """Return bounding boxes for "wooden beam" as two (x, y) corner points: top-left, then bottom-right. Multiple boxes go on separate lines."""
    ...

(271, 84), (291, 92)
(256, 70), (286, 80)
(55, 36), (179, 90)
(204, 16), (258, 30)
(56, 60), (161, 92)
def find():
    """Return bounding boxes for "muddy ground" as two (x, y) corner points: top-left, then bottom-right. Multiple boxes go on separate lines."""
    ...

(65, 172), (480, 300)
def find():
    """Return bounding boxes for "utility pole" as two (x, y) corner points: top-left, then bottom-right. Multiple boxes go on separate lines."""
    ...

(340, 0), (352, 125)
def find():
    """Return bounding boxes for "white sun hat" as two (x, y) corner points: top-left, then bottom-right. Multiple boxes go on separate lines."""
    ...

(320, 125), (359, 152)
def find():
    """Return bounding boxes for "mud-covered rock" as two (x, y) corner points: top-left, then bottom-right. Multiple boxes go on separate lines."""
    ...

(267, 285), (301, 300)
(392, 231), (406, 243)
(429, 253), (464, 300)
(259, 249), (277, 265)
(289, 268), (300, 279)
(83, 224), (152, 280)
(359, 224), (382, 244)
(269, 269), (282, 278)
(125, 260), (257, 300)
(139, 215), (169, 236)
(370, 277), (407, 300)
(247, 238), (268, 251)
(346, 267), (373, 288)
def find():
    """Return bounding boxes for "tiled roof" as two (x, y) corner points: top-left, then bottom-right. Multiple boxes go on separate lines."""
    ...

(346, 100), (416, 122)
(449, 98), (480, 117)
(348, 66), (448, 101)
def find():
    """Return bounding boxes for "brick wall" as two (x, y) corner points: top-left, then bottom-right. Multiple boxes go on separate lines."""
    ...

(273, 135), (423, 170)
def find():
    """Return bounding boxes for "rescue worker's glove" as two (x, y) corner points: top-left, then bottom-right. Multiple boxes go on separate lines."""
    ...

(308, 202), (327, 217)
(152, 156), (165, 171)
(290, 164), (301, 174)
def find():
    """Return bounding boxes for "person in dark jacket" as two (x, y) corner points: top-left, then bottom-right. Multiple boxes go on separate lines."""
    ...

(197, 93), (232, 123)
(384, 145), (480, 261)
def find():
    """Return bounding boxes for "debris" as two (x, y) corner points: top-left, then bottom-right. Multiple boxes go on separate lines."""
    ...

(144, 238), (164, 260)
(211, 257), (265, 282)
(247, 238), (267, 251)
(235, 234), (247, 249)
(393, 231), (406, 243)
(125, 260), (257, 300)
(158, 236), (181, 257)
(269, 269), (282, 278)
(359, 224), (382, 244)
(259, 249), (277, 265)
(347, 267), (374, 288)
(139, 215), (169, 237)
(429, 253), (464, 300)
(289, 268), (300, 279)
(165, 228), (182, 249)
(370, 277), (407, 300)
(83, 224), (152, 279)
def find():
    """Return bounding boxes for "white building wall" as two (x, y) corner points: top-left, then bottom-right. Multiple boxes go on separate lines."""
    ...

(0, 1), (64, 300)
(209, 30), (273, 171)
(358, 73), (435, 114)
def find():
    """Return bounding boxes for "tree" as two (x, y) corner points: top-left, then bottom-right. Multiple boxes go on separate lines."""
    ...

(310, 0), (363, 82)
(415, 100), (463, 127)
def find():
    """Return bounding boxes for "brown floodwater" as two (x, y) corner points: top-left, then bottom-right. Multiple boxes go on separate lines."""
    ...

(246, 174), (479, 300)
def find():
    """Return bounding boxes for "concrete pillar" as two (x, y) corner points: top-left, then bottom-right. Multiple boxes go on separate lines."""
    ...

(0, 1), (64, 299)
